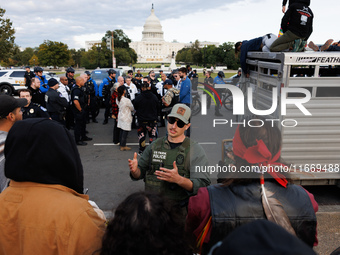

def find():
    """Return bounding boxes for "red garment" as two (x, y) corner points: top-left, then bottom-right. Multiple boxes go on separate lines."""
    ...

(110, 91), (119, 117)
(186, 186), (318, 246)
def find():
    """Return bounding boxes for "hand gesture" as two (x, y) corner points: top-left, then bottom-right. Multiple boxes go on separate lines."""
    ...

(128, 152), (138, 174)
(155, 161), (181, 184)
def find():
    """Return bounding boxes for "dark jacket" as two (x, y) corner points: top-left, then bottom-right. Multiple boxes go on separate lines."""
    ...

(281, 1), (313, 40)
(207, 182), (317, 248)
(45, 88), (69, 113)
(282, 0), (310, 7)
(28, 86), (46, 107)
(240, 37), (263, 74)
(133, 90), (159, 122)
(22, 103), (49, 119)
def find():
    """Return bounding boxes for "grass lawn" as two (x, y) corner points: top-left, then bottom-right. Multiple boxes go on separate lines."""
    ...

(140, 72), (236, 79)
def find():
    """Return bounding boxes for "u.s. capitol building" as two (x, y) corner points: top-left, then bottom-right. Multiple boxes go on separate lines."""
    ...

(129, 6), (218, 63)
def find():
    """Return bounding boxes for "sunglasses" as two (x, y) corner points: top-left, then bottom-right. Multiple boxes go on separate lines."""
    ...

(167, 117), (186, 128)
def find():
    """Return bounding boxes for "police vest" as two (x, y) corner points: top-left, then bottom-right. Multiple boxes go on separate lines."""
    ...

(71, 86), (87, 109)
(207, 182), (317, 248)
(146, 137), (191, 202)
(85, 80), (96, 95)
(102, 77), (114, 97)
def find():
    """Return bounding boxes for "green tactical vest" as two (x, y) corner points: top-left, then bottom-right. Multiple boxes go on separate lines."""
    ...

(146, 137), (191, 202)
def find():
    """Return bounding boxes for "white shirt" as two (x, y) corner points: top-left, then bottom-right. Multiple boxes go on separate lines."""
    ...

(57, 83), (70, 102)
(125, 83), (138, 101)
(156, 81), (167, 97)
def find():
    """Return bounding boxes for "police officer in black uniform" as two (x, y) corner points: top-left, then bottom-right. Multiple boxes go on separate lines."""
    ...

(99, 69), (116, 124)
(71, 77), (92, 146)
(19, 89), (50, 119)
(66, 67), (76, 90)
(24, 66), (35, 87)
(84, 71), (98, 123)
(45, 78), (69, 124)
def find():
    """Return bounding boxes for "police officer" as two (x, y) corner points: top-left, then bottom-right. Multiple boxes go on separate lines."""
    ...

(19, 89), (49, 119)
(45, 78), (69, 124)
(134, 69), (143, 90)
(34, 66), (49, 95)
(84, 71), (99, 123)
(99, 69), (116, 125)
(24, 66), (35, 87)
(128, 104), (211, 213)
(71, 77), (92, 146)
(65, 67), (76, 90)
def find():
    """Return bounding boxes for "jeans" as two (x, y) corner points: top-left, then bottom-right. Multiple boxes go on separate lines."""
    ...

(120, 130), (129, 147)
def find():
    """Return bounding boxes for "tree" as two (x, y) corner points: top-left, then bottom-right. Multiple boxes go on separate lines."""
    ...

(0, 8), (16, 63)
(70, 48), (85, 68)
(29, 54), (39, 66)
(37, 40), (70, 68)
(103, 29), (132, 49)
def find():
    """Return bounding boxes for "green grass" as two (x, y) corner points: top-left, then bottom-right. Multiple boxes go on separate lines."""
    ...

(139, 72), (236, 79)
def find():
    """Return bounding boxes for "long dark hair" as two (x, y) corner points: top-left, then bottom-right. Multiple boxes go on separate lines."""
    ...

(117, 86), (125, 102)
(99, 192), (191, 255)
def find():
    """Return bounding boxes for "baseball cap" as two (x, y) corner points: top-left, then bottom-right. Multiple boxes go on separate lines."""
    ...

(168, 104), (191, 124)
(0, 95), (27, 119)
(164, 79), (173, 86)
(48, 78), (59, 87)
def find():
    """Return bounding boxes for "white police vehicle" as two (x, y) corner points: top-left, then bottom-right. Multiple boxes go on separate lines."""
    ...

(0, 69), (60, 95)
(0, 69), (26, 95)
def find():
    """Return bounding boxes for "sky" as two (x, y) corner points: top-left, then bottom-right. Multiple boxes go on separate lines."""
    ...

(1, 0), (338, 50)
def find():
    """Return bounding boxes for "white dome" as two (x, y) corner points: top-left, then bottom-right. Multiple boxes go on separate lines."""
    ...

(142, 8), (164, 41)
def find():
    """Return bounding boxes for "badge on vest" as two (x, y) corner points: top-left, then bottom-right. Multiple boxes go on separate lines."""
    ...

(176, 154), (185, 165)
(152, 151), (167, 163)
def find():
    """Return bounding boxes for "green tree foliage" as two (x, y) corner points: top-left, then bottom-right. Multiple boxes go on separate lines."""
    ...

(176, 40), (239, 69)
(29, 54), (39, 66)
(13, 47), (35, 66)
(103, 29), (131, 49)
(81, 41), (111, 69)
(80, 29), (137, 68)
(70, 48), (85, 68)
(0, 8), (16, 64)
(37, 40), (70, 68)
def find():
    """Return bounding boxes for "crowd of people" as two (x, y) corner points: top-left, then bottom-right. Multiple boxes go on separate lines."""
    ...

(0, 101), (323, 254)
(1, 0), (339, 252)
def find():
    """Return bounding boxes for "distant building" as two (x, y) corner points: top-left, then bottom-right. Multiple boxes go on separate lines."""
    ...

(85, 40), (102, 51)
(85, 6), (219, 62)
(129, 6), (186, 63)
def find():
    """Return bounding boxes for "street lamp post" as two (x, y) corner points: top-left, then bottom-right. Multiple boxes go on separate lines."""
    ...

(112, 31), (116, 68)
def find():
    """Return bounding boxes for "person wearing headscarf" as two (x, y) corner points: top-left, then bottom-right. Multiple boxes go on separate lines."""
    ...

(0, 118), (106, 254)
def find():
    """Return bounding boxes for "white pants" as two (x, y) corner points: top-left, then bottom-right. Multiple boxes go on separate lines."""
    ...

(262, 33), (278, 52)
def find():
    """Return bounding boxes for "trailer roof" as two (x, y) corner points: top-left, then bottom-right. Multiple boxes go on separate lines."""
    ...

(247, 51), (340, 65)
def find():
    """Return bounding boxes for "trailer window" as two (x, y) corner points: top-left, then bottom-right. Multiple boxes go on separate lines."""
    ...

(290, 66), (314, 77)
(287, 87), (313, 98)
(319, 66), (340, 77)
(316, 87), (340, 97)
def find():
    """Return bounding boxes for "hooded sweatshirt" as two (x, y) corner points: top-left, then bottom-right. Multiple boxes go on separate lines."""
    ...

(133, 90), (159, 122)
(5, 118), (84, 193)
(281, 0), (313, 40)
(0, 118), (105, 254)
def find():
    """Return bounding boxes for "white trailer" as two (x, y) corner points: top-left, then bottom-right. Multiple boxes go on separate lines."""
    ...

(240, 51), (340, 185)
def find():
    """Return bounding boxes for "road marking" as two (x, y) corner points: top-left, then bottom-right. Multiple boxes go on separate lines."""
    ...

(94, 142), (217, 146)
